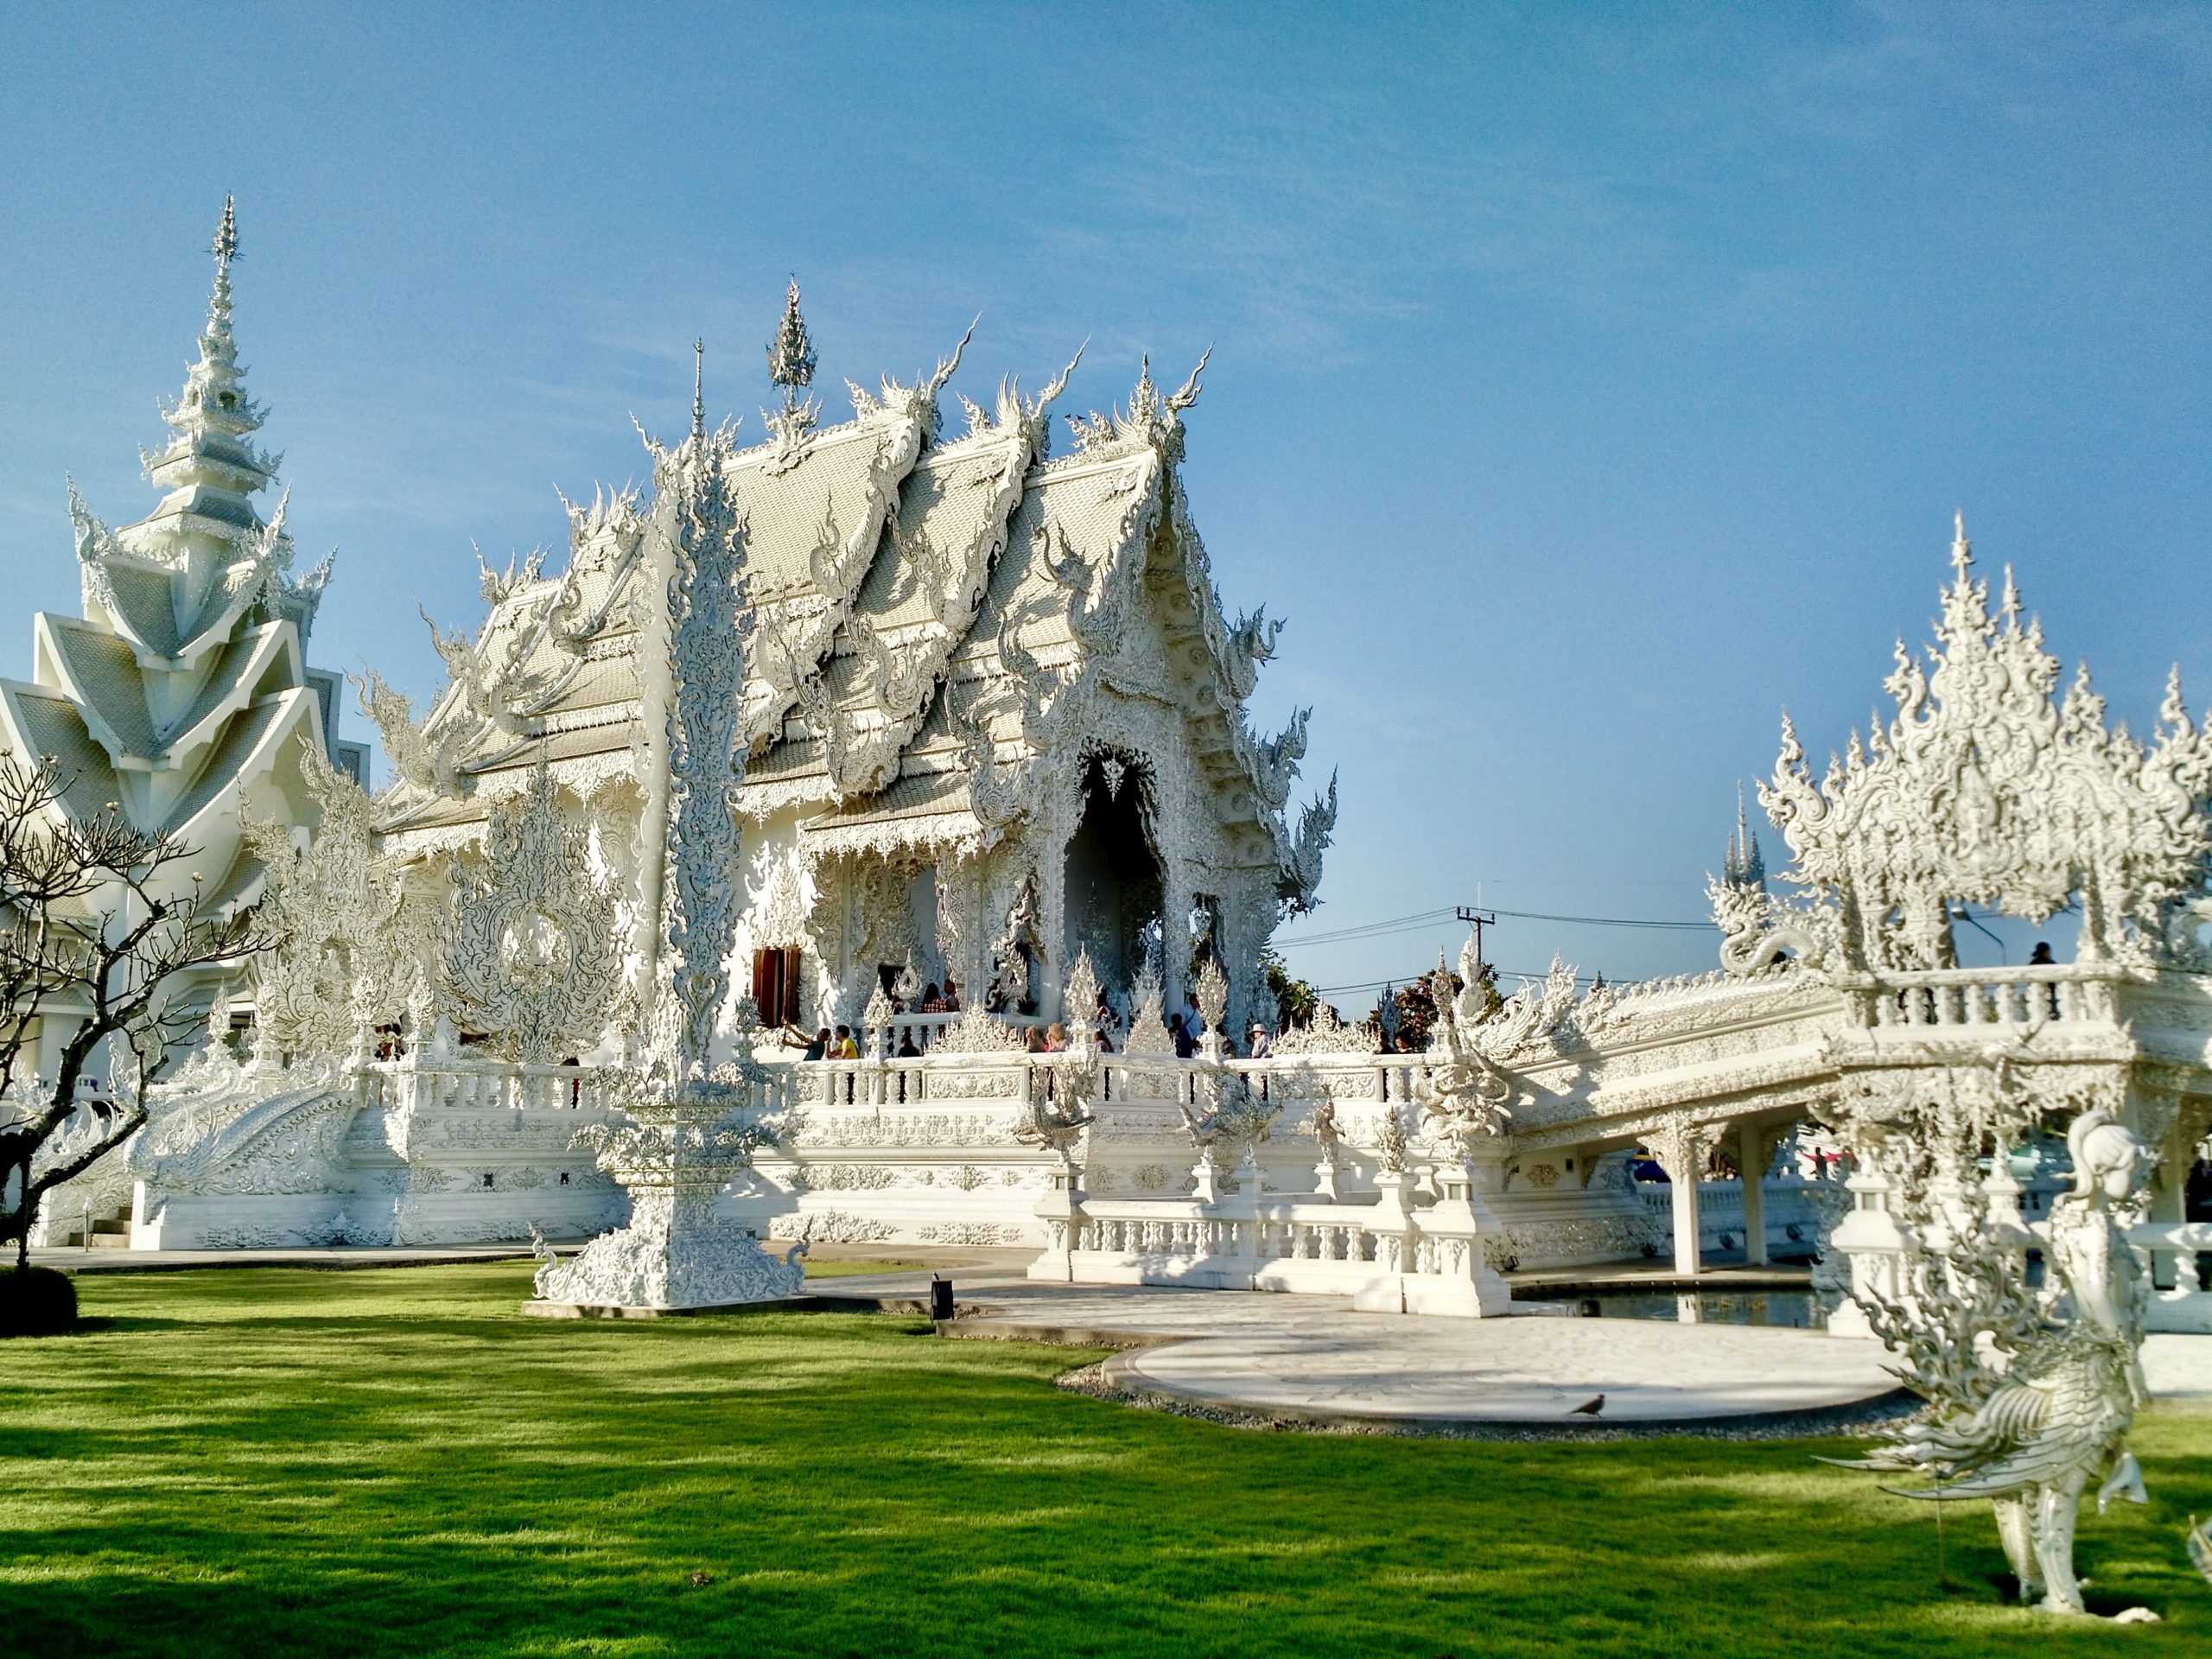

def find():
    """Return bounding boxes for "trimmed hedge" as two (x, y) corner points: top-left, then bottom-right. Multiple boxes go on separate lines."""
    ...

(0, 1266), (78, 1336)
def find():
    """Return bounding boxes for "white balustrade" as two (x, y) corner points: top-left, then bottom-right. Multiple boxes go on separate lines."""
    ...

(1034, 1171), (1508, 1317)
(2131, 1220), (2212, 1334)
(1860, 964), (2117, 1032)
(355, 1055), (616, 1116)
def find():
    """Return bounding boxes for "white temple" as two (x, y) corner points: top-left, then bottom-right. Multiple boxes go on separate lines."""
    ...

(8, 212), (2209, 1370)
(14, 203), (2211, 1619)
(361, 283), (1334, 1052)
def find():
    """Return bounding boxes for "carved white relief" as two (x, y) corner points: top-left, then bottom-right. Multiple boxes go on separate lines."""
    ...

(440, 760), (624, 1064)
(245, 743), (444, 1053)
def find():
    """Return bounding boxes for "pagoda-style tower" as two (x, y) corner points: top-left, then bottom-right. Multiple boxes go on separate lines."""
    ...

(0, 200), (363, 1065)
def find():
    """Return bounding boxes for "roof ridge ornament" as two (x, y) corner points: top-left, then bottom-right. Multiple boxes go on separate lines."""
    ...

(1066, 346), (1211, 463)
(691, 338), (706, 442)
(843, 315), (976, 443)
(213, 194), (238, 264)
(1722, 781), (1766, 891)
(762, 283), (823, 472)
(766, 279), (817, 400)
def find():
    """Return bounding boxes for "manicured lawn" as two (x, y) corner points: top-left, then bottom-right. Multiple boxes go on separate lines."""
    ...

(1, 1264), (2205, 1658)
(800, 1257), (928, 1281)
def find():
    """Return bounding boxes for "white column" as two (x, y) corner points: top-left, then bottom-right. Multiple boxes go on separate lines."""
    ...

(1651, 1118), (1707, 1278)
(1671, 1164), (1702, 1277)
(1738, 1121), (1770, 1267)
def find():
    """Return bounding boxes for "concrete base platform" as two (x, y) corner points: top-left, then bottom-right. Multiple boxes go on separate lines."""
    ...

(1103, 1313), (1901, 1426)
(519, 1296), (817, 1320)
(518, 1291), (943, 1320)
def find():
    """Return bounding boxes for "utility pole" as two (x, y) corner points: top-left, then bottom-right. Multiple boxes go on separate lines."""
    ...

(1453, 906), (1497, 970)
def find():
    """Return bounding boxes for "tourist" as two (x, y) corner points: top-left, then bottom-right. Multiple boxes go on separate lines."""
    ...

(2031, 939), (2061, 1018)
(1170, 1012), (1194, 1059)
(941, 976), (961, 1013)
(832, 1025), (860, 1059)
(897, 1030), (920, 1058)
(803, 1027), (830, 1062)
(1045, 1022), (1067, 1052)
(1249, 1022), (1272, 1059)
(1025, 1026), (1048, 1054)
(920, 982), (945, 1014)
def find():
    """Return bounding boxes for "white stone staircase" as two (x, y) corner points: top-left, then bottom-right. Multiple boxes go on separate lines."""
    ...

(50, 1202), (132, 1249)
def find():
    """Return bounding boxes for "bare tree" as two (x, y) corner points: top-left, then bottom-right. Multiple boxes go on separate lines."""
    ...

(0, 754), (278, 1266)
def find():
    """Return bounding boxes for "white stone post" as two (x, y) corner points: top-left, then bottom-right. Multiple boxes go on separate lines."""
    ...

(1191, 1147), (1224, 1205)
(1825, 1149), (1910, 1340)
(1738, 1121), (1771, 1267)
(1369, 1168), (1416, 1274)
(1401, 1156), (1511, 1317)
(1027, 1154), (1086, 1283)
(1650, 1117), (1707, 1278)
(1313, 1151), (1340, 1200)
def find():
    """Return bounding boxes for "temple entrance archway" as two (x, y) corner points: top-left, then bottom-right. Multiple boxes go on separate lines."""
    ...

(1062, 753), (1165, 1010)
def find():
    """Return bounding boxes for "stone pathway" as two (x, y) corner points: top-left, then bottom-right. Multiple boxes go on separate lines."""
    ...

(821, 1263), (2212, 1427)
(928, 1281), (1900, 1424)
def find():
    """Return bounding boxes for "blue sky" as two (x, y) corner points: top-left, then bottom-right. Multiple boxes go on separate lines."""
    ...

(3, 4), (2208, 1007)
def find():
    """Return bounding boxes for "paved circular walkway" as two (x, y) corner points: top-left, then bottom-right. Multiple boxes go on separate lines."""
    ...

(1108, 1312), (1899, 1423)
(941, 1282), (1904, 1425)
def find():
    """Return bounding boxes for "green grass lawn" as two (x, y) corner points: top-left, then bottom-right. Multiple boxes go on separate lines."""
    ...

(799, 1257), (928, 1281)
(1, 1263), (2205, 1658)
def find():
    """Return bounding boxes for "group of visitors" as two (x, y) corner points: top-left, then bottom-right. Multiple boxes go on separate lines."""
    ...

(798, 1025), (863, 1061)
(782, 976), (1308, 1063)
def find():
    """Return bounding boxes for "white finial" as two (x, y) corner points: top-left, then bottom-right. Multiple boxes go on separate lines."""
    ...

(213, 195), (238, 265)
(1949, 510), (1972, 579)
(766, 278), (817, 400)
(691, 338), (706, 439)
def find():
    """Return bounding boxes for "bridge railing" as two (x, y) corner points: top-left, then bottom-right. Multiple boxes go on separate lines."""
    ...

(1849, 964), (2121, 1031)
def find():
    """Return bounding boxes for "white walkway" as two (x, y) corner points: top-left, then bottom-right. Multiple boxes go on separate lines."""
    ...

(824, 1262), (2212, 1427)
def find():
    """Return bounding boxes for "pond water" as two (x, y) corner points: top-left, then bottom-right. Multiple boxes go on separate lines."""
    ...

(1517, 1288), (1829, 1328)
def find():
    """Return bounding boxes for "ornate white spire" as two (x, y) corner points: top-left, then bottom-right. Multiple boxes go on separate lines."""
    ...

(1723, 780), (1766, 891)
(766, 279), (817, 404)
(139, 196), (282, 553)
(691, 336), (706, 442)
(763, 282), (820, 461)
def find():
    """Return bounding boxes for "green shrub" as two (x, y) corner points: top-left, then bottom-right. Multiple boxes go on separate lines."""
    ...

(0, 1264), (78, 1336)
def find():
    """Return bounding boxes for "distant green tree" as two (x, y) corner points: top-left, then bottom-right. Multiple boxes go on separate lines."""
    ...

(1375, 955), (1504, 1051)
(1385, 975), (1448, 1051)
(1262, 948), (1326, 1031)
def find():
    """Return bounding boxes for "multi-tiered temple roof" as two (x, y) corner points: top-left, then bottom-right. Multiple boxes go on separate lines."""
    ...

(368, 302), (1332, 909)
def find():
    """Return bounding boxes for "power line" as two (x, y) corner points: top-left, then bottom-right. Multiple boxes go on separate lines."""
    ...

(1274, 907), (1457, 947)
(1314, 964), (1611, 997)
(1279, 903), (1713, 950)
(1488, 906), (1713, 933)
